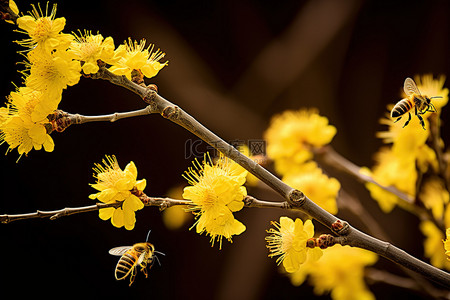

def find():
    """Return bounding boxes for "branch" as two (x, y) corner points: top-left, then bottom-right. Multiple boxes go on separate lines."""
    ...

(90, 66), (450, 287)
(314, 145), (445, 231)
(0, 194), (286, 224)
(0, 195), (192, 224)
(365, 268), (450, 299)
(0, 202), (120, 223)
(429, 113), (450, 190)
(0, 0), (18, 24)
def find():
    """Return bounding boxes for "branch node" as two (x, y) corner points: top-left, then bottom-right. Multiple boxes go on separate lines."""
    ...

(287, 189), (306, 207)
(162, 105), (181, 120)
(331, 219), (350, 235)
(143, 88), (157, 104)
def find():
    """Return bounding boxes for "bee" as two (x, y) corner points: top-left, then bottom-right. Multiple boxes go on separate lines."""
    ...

(391, 77), (440, 129)
(109, 230), (164, 286)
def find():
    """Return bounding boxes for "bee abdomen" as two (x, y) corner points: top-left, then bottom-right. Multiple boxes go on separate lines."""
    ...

(115, 253), (137, 279)
(391, 99), (413, 118)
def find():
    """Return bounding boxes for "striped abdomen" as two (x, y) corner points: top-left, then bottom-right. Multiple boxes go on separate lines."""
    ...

(391, 98), (414, 118)
(115, 251), (139, 280)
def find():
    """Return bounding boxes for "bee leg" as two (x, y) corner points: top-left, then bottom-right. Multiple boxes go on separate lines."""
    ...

(394, 117), (402, 123)
(417, 114), (426, 130)
(129, 268), (136, 286)
(142, 266), (149, 278)
(415, 106), (426, 130)
(402, 112), (412, 128)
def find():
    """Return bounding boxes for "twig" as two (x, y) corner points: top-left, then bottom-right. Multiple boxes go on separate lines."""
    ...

(0, 0), (18, 24)
(67, 105), (157, 124)
(366, 268), (450, 299)
(314, 145), (445, 231)
(87, 66), (450, 287)
(0, 202), (121, 224)
(0, 194), (287, 224)
(0, 195), (192, 224)
(313, 145), (414, 203)
(429, 114), (450, 190)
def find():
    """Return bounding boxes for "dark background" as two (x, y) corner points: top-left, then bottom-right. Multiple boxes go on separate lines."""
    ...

(1, 0), (449, 299)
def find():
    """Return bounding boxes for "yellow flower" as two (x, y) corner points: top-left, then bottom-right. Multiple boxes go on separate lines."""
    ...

(266, 217), (322, 273)
(289, 244), (377, 300)
(362, 148), (416, 213)
(0, 115), (54, 159)
(182, 153), (247, 249)
(283, 164), (340, 215)
(24, 48), (81, 121)
(444, 228), (450, 261)
(109, 38), (168, 80)
(420, 221), (450, 270)
(414, 74), (448, 111)
(16, 3), (73, 51)
(0, 87), (55, 159)
(69, 31), (117, 74)
(419, 178), (449, 221)
(264, 109), (336, 175)
(89, 155), (146, 230)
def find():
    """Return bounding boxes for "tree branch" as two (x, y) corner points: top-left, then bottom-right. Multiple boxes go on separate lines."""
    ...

(89, 66), (450, 287)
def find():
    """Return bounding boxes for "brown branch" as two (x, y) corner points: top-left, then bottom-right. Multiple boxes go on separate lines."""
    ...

(0, 202), (121, 224)
(0, 0), (18, 24)
(366, 268), (450, 299)
(0, 194), (287, 224)
(314, 145), (445, 231)
(429, 114), (450, 190)
(89, 66), (450, 288)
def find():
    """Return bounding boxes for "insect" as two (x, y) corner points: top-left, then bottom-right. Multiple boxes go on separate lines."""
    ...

(391, 77), (440, 129)
(109, 230), (164, 286)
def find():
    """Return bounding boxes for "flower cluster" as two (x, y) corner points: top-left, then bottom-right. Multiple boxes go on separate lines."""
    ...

(265, 109), (340, 214)
(0, 3), (167, 159)
(89, 155), (146, 230)
(288, 244), (377, 300)
(265, 216), (322, 273)
(182, 153), (248, 249)
(363, 75), (448, 213)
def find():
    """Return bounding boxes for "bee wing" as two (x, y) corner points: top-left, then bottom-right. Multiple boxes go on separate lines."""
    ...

(109, 246), (132, 256)
(404, 77), (421, 96)
(137, 251), (147, 265)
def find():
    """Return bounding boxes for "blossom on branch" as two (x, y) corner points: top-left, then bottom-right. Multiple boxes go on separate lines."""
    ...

(264, 108), (336, 175)
(265, 216), (322, 273)
(182, 153), (247, 249)
(288, 244), (377, 300)
(16, 3), (73, 52)
(109, 38), (168, 80)
(89, 155), (146, 230)
(0, 87), (54, 160)
(69, 31), (118, 74)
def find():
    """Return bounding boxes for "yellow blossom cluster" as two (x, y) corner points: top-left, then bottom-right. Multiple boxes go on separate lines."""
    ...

(265, 216), (322, 273)
(89, 155), (146, 230)
(288, 244), (377, 300)
(0, 3), (167, 159)
(363, 74), (448, 213)
(182, 153), (248, 249)
(265, 109), (340, 214)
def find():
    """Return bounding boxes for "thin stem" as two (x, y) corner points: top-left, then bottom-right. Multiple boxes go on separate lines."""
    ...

(68, 105), (157, 124)
(429, 113), (450, 189)
(90, 66), (450, 287)
(314, 145), (445, 231)
(365, 268), (450, 299)
(314, 145), (414, 203)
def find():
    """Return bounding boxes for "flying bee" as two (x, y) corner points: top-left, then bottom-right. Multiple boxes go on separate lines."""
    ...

(391, 77), (440, 129)
(109, 230), (164, 286)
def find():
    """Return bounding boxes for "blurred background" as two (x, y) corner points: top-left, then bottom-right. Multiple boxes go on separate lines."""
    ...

(0, 0), (449, 299)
